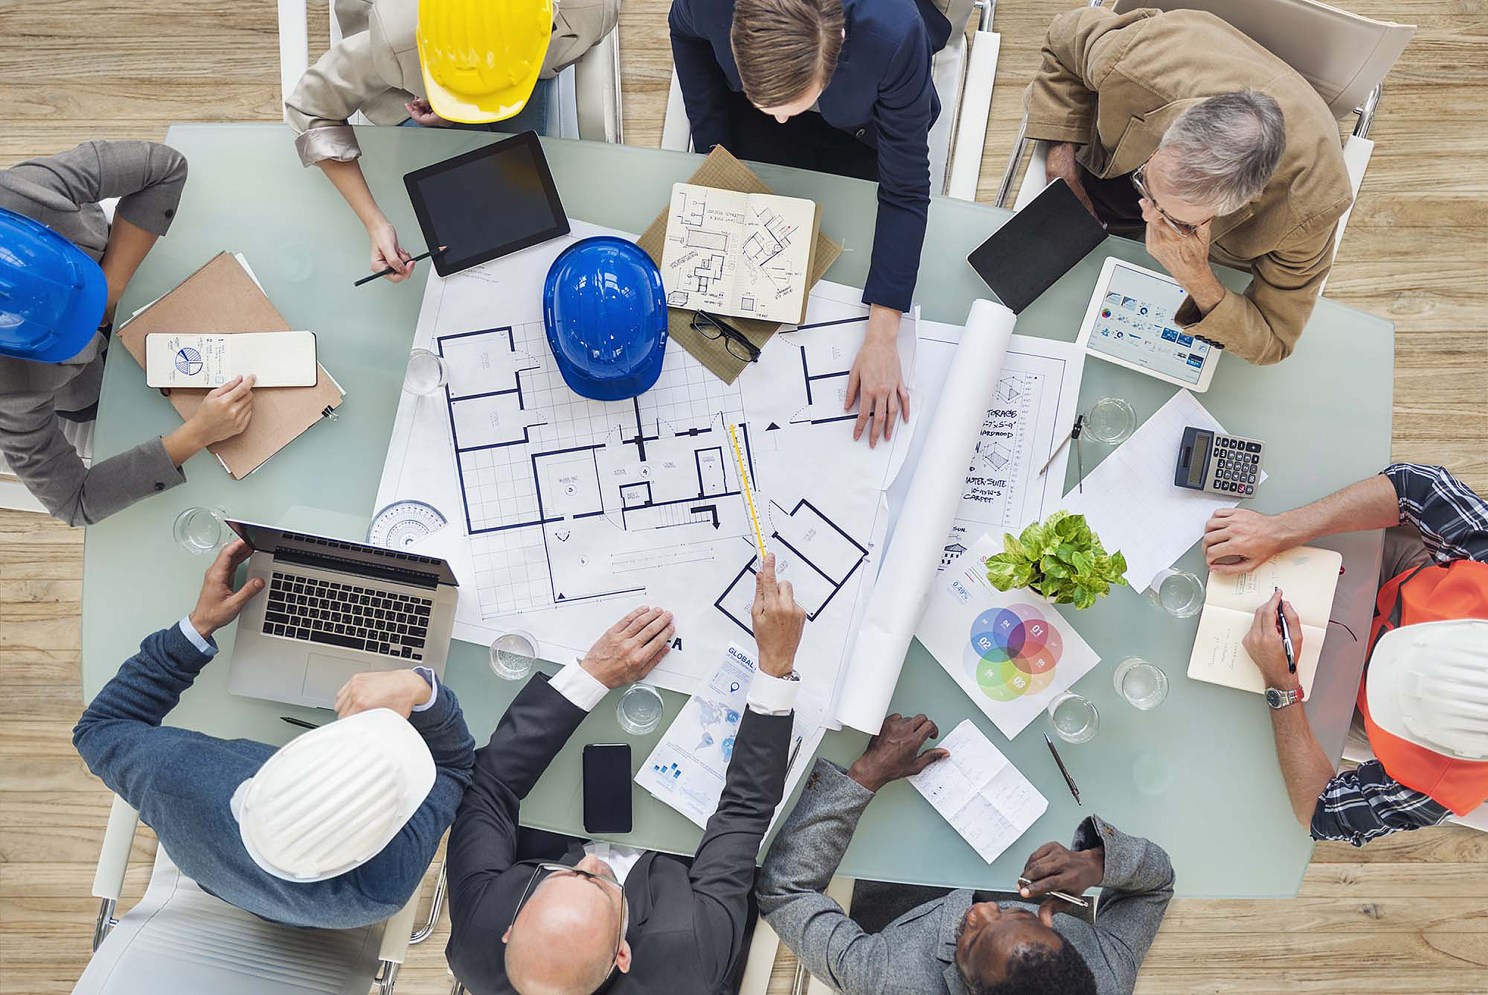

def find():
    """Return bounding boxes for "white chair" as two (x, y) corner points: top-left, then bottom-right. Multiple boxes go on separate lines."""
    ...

(1342, 725), (1488, 833)
(275, 0), (623, 143)
(995, 0), (1414, 262)
(76, 795), (423, 995)
(660, 0), (1002, 202)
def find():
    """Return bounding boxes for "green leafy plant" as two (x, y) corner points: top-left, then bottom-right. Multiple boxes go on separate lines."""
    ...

(984, 511), (1128, 610)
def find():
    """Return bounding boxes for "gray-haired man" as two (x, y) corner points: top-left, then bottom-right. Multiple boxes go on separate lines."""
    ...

(1027, 5), (1354, 365)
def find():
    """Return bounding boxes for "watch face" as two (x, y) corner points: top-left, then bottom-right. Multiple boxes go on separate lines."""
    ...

(1266, 688), (1285, 708)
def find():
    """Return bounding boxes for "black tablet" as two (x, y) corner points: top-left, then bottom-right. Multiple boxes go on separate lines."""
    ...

(966, 178), (1108, 314)
(403, 131), (570, 277)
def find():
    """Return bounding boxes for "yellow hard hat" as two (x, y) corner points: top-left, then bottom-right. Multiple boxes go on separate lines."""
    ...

(417, 0), (554, 124)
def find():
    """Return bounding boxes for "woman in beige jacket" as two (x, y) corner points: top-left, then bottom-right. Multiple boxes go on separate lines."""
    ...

(285, 0), (619, 285)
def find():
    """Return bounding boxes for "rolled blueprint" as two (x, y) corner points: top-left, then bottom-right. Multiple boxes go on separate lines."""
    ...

(835, 299), (1017, 733)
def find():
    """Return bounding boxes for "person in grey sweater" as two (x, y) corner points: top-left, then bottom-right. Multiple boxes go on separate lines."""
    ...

(0, 140), (254, 525)
(758, 714), (1175, 995)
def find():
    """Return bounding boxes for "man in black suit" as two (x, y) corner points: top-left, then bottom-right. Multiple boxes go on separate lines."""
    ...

(446, 553), (806, 995)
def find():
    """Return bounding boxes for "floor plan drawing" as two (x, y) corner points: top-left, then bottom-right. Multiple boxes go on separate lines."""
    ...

(376, 223), (919, 711)
(660, 183), (816, 323)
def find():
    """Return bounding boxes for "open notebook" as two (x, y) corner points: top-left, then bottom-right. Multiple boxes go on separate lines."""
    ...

(1188, 546), (1343, 694)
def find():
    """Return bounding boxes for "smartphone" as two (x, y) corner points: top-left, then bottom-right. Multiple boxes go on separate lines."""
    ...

(583, 743), (633, 834)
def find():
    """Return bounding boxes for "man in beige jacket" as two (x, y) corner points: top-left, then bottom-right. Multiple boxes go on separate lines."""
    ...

(1026, 6), (1353, 365)
(285, 0), (619, 285)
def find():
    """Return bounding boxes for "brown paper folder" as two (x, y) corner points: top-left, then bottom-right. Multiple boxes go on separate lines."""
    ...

(638, 148), (842, 384)
(116, 252), (344, 479)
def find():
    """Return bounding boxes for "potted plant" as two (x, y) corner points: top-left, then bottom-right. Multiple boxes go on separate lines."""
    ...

(984, 510), (1128, 609)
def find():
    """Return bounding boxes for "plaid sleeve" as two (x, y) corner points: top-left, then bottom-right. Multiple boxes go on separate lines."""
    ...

(1310, 760), (1452, 847)
(1383, 464), (1488, 564)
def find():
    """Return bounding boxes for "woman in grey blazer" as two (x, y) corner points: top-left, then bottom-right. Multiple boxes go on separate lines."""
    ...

(0, 141), (255, 525)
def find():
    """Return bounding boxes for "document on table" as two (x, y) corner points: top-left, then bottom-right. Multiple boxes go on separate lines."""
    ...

(1059, 390), (1266, 592)
(909, 719), (1047, 864)
(636, 643), (827, 830)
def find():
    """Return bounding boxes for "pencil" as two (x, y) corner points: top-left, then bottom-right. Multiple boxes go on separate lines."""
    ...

(354, 246), (447, 286)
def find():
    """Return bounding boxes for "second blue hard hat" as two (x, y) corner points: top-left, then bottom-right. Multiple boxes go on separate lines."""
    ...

(0, 206), (107, 364)
(543, 236), (668, 401)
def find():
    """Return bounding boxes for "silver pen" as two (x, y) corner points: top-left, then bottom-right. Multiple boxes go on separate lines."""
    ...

(1018, 876), (1090, 908)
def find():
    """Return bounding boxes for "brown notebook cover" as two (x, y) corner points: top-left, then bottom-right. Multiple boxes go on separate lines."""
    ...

(116, 252), (344, 479)
(638, 148), (843, 384)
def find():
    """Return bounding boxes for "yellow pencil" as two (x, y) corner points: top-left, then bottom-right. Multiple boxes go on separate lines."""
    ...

(728, 423), (768, 560)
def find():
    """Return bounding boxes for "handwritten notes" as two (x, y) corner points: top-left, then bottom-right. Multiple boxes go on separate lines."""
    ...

(909, 720), (1048, 863)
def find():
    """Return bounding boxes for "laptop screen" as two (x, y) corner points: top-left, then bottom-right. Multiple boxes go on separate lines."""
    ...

(227, 520), (458, 589)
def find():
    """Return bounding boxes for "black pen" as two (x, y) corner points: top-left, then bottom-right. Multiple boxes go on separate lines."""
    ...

(280, 715), (321, 731)
(354, 245), (447, 286)
(1275, 586), (1296, 674)
(1044, 733), (1081, 805)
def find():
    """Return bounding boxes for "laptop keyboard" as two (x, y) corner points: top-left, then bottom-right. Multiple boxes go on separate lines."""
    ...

(263, 572), (432, 662)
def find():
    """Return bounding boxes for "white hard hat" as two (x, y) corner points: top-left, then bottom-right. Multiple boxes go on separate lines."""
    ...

(233, 708), (436, 883)
(1367, 619), (1488, 762)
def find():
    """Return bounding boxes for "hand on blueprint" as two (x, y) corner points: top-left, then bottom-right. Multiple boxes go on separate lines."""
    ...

(334, 669), (433, 719)
(847, 713), (949, 793)
(1242, 589), (1303, 691)
(187, 540), (265, 639)
(580, 606), (677, 688)
(1203, 507), (1290, 573)
(1018, 840), (1105, 917)
(752, 553), (806, 678)
(845, 305), (911, 448)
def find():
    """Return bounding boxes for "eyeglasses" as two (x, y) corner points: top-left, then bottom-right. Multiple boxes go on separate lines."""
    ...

(509, 862), (627, 978)
(690, 310), (761, 363)
(1131, 163), (1203, 239)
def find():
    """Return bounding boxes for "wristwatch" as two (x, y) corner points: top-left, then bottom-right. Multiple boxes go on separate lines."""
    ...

(1265, 686), (1304, 710)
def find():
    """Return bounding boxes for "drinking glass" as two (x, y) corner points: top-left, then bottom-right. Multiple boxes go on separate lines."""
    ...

(489, 631), (538, 681)
(1146, 568), (1205, 618)
(616, 684), (665, 736)
(1048, 692), (1100, 744)
(1085, 397), (1137, 444)
(1113, 657), (1170, 711)
(173, 507), (229, 554)
(404, 348), (449, 396)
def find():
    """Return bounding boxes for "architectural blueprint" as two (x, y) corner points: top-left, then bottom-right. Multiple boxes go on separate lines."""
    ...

(659, 184), (816, 323)
(374, 221), (917, 714)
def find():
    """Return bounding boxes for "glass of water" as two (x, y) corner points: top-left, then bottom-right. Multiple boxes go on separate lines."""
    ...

(1113, 657), (1170, 710)
(1085, 397), (1137, 444)
(1048, 692), (1100, 744)
(616, 684), (665, 736)
(1146, 568), (1205, 618)
(404, 348), (449, 396)
(173, 507), (229, 554)
(489, 631), (538, 681)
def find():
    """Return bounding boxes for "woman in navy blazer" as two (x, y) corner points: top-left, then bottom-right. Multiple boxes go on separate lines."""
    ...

(670, 0), (950, 447)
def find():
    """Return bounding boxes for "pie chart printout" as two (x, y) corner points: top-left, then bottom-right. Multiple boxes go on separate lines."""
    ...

(963, 603), (1064, 702)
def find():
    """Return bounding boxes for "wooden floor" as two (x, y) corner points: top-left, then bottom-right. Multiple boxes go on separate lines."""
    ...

(1, 1), (1484, 993)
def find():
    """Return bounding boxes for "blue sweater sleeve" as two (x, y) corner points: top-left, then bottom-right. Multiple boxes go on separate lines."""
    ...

(863, 26), (935, 313)
(670, 0), (735, 154)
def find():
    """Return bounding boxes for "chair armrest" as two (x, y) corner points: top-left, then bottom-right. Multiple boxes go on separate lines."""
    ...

(277, 0), (309, 121)
(946, 29), (1000, 201)
(573, 29), (623, 144)
(378, 888), (423, 965)
(660, 69), (693, 152)
(92, 795), (139, 902)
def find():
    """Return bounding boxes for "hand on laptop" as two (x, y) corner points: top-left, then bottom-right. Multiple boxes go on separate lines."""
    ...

(580, 606), (677, 689)
(752, 553), (805, 678)
(335, 669), (433, 719)
(187, 540), (266, 639)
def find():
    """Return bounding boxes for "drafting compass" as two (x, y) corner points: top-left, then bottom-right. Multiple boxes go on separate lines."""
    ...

(1039, 414), (1085, 493)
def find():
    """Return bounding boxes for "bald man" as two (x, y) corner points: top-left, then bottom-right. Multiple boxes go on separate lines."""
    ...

(445, 554), (807, 994)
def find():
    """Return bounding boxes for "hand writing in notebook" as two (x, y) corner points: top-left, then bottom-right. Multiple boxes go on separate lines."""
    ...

(1203, 507), (1289, 573)
(1242, 589), (1304, 690)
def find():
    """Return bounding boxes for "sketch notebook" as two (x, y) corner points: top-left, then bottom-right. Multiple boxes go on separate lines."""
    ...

(1187, 546), (1343, 694)
(638, 147), (842, 384)
(117, 252), (344, 479)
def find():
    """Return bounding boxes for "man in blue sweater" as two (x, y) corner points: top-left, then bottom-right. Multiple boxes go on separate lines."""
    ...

(73, 539), (475, 929)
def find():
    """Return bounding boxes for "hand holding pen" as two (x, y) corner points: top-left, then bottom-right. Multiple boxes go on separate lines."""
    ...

(1018, 840), (1102, 913)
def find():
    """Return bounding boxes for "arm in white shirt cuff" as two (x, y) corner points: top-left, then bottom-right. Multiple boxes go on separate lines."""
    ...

(748, 671), (799, 716)
(550, 662), (609, 712)
(176, 615), (217, 657)
(411, 666), (439, 711)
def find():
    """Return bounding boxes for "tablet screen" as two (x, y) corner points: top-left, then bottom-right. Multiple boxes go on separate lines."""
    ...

(404, 132), (569, 276)
(1085, 262), (1212, 385)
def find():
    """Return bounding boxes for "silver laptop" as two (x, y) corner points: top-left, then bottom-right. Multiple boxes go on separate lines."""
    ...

(225, 520), (459, 708)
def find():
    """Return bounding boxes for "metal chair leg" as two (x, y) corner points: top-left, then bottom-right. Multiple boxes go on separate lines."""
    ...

(448, 980), (467, 995)
(1353, 82), (1382, 139)
(377, 961), (401, 995)
(410, 860), (448, 945)
(994, 118), (1029, 209)
(92, 897), (119, 952)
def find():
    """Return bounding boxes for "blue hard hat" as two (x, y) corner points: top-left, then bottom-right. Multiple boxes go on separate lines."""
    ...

(0, 206), (108, 363)
(543, 236), (668, 401)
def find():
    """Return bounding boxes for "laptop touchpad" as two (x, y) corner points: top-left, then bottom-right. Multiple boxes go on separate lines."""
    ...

(301, 655), (373, 708)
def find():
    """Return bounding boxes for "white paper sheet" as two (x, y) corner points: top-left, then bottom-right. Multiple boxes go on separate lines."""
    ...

(909, 719), (1048, 863)
(916, 534), (1102, 740)
(836, 300), (1017, 733)
(1059, 390), (1266, 592)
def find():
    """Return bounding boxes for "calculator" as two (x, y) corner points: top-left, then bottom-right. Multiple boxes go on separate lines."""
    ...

(1175, 426), (1264, 498)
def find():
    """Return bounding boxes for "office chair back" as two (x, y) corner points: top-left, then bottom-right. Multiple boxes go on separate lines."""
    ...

(1110, 0), (1413, 118)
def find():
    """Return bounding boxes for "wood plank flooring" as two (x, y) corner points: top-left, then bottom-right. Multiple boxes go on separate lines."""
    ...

(1, 1), (1484, 993)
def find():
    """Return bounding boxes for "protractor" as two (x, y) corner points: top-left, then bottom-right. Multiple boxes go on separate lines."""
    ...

(367, 500), (448, 549)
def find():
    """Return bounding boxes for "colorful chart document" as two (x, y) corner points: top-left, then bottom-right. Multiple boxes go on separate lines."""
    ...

(917, 534), (1101, 740)
(909, 720), (1048, 864)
